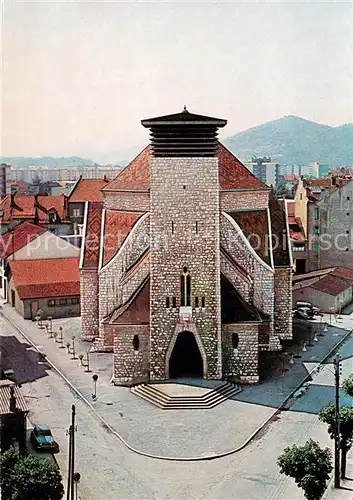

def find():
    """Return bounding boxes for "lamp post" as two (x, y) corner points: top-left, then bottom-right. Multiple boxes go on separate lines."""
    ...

(53, 331), (58, 343)
(92, 374), (98, 400)
(71, 335), (77, 360)
(73, 472), (80, 500)
(78, 351), (91, 372)
(66, 342), (71, 354)
(58, 326), (65, 348)
(47, 316), (53, 334)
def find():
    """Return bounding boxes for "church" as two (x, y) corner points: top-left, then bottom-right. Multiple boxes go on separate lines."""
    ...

(79, 108), (292, 385)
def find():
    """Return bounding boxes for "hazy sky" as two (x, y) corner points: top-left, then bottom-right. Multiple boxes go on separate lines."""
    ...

(2, 0), (353, 162)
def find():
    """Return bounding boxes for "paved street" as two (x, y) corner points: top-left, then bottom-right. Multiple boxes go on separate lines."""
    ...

(1, 308), (353, 499)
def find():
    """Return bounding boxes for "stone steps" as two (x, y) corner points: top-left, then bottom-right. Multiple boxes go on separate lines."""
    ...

(131, 381), (241, 409)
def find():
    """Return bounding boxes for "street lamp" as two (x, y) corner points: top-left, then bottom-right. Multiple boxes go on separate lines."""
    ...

(78, 351), (91, 372)
(47, 316), (53, 334)
(73, 472), (80, 500)
(58, 326), (65, 348)
(92, 374), (98, 400)
(66, 342), (71, 354)
(71, 335), (77, 360)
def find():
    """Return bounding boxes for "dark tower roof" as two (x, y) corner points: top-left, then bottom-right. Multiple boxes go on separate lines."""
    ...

(141, 106), (227, 127)
(141, 107), (227, 157)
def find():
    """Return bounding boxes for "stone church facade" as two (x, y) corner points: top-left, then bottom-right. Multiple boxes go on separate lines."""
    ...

(80, 109), (292, 385)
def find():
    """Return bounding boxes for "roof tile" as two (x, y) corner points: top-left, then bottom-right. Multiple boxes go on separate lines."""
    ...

(10, 257), (80, 299)
(68, 178), (108, 203)
(0, 195), (67, 223)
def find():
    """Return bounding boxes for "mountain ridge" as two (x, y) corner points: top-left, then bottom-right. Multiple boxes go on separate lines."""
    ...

(224, 115), (353, 166)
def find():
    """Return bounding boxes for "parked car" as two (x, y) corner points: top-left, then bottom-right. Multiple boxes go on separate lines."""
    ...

(31, 424), (59, 452)
(296, 301), (322, 316)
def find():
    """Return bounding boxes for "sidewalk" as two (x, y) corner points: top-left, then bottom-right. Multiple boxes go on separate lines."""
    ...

(1, 303), (352, 460)
(323, 448), (353, 500)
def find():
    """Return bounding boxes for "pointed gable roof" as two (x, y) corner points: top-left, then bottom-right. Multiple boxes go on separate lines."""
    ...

(0, 222), (46, 259)
(103, 143), (268, 193)
(68, 178), (108, 203)
(102, 210), (143, 266)
(102, 147), (151, 192)
(218, 144), (268, 190)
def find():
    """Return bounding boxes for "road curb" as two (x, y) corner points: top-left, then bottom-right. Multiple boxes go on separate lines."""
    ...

(2, 309), (352, 462)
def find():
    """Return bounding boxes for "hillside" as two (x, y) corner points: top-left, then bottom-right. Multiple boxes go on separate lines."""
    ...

(0, 156), (95, 167)
(223, 116), (353, 166)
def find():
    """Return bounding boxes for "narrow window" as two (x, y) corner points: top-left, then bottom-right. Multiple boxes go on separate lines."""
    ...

(347, 213), (350, 216)
(300, 193), (302, 200)
(171, 221), (174, 234)
(172, 297), (177, 308)
(133, 334), (139, 351)
(314, 207), (319, 220)
(201, 296), (205, 308)
(180, 267), (191, 307)
(166, 297), (170, 308)
(180, 275), (185, 307)
(183, 185), (186, 190)
(346, 230), (350, 234)
(195, 296), (199, 308)
(232, 332), (239, 349)
(348, 197), (350, 201)
(346, 248), (349, 252)
(196, 221), (198, 234)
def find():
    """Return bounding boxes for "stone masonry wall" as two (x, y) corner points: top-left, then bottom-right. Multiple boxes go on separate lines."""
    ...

(220, 252), (251, 302)
(103, 192), (150, 212)
(80, 269), (99, 340)
(222, 323), (259, 383)
(121, 253), (150, 303)
(96, 215), (150, 349)
(150, 157), (222, 380)
(220, 214), (274, 317)
(220, 190), (269, 212)
(113, 325), (150, 385)
(274, 267), (292, 340)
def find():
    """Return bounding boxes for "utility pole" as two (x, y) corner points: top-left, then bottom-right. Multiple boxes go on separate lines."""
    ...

(66, 405), (76, 500)
(334, 353), (341, 489)
(71, 405), (76, 500)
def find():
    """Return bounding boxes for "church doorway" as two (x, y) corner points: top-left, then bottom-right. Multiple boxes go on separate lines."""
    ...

(169, 331), (204, 378)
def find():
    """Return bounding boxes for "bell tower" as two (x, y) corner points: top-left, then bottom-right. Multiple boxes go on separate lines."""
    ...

(142, 108), (227, 380)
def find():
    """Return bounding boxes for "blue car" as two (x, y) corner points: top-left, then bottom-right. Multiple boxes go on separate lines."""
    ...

(31, 424), (59, 452)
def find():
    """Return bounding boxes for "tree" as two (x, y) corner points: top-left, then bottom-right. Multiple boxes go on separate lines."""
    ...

(277, 439), (332, 500)
(0, 449), (64, 500)
(319, 403), (353, 479)
(343, 374), (353, 397)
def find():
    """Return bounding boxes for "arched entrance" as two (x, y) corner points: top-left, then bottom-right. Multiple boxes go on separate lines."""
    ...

(169, 331), (203, 378)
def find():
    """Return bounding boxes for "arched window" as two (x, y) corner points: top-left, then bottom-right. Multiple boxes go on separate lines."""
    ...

(180, 267), (191, 306)
(172, 296), (177, 308)
(166, 297), (170, 308)
(195, 296), (199, 308)
(201, 296), (205, 308)
(133, 334), (139, 351)
(232, 332), (239, 349)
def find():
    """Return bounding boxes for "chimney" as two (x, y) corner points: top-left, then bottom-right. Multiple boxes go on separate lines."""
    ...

(9, 385), (17, 412)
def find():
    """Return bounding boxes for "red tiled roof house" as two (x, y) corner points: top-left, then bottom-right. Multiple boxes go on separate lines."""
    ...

(8, 257), (80, 319)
